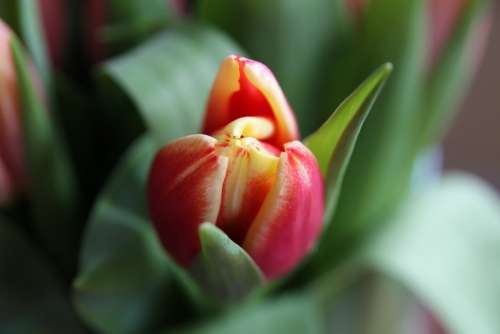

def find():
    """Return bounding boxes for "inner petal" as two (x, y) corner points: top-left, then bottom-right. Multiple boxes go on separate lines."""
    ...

(215, 118), (280, 244)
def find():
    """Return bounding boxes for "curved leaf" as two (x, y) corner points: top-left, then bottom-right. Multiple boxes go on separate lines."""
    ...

(314, 0), (427, 272)
(305, 63), (392, 223)
(194, 223), (264, 304)
(11, 36), (79, 273)
(0, 218), (84, 333)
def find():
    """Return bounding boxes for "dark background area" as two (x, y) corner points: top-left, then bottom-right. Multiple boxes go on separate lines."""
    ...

(444, 2), (500, 189)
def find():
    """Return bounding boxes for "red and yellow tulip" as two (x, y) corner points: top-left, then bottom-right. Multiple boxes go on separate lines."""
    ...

(148, 55), (324, 279)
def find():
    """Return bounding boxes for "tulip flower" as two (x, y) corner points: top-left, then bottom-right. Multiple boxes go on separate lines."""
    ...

(148, 55), (324, 279)
(0, 20), (24, 205)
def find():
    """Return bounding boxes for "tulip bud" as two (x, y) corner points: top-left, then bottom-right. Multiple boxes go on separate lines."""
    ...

(0, 20), (24, 205)
(148, 56), (324, 279)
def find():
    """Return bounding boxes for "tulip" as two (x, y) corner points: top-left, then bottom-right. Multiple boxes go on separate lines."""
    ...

(148, 56), (324, 279)
(345, 0), (491, 67)
(0, 20), (24, 205)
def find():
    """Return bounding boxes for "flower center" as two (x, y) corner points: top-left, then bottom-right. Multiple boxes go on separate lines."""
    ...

(213, 117), (281, 242)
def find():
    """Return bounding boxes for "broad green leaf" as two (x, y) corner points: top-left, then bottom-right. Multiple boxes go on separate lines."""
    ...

(198, 0), (348, 134)
(305, 63), (392, 223)
(11, 37), (79, 273)
(314, 0), (426, 272)
(100, 24), (243, 146)
(0, 218), (85, 333)
(170, 293), (324, 334)
(194, 223), (264, 304)
(364, 173), (500, 334)
(420, 0), (490, 147)
(74, 136), (206, 334)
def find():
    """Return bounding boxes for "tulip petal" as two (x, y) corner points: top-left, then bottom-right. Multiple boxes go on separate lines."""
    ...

(243, 141), (324, 279)
(202, 55), (299, 148)
(243, 59), (300, 146)
(217, 137), (280, 244)
(147, 134), (228, 266)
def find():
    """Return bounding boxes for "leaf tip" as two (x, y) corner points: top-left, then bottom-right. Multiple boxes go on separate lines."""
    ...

(382, 62), (394, 73)
(199, 222), (217, 240)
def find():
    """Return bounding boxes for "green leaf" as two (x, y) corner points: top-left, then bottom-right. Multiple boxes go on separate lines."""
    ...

(364, 173), (500, 334)
(10, 36), (79, 273)
(74, 136), (206, 334)
(305, 63), (392, 223)
(193, 223), (264, 304)
(420, 0), (490, 147)
(198, 0), (348, 134)
(170, 294), (324, 334)
(100, 0), (177, 54)
(100, 24), (243, 146)
(313, 0), (427, 272)
(0, 218), (85, 333)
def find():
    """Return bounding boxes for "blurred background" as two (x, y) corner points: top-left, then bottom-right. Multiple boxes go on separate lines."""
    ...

(444, 2), (499, 189)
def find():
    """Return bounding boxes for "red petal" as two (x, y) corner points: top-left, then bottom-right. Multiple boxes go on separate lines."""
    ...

(147, 135), (228, 267)
(243, 141), (324, 279)
(216, 136), (280, 244)
(202, 55), (299, 148)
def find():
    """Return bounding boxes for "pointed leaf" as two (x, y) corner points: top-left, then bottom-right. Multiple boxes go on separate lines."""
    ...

(10, 36), (79, 273)
(305, 63), (392, 223)
(311, 0), (426, 273)
(194, 223), (264, 304)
